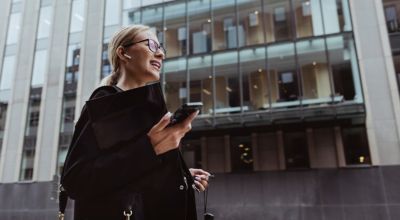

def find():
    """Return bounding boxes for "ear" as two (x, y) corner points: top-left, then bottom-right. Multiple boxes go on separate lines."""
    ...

(116, 46), (130, 62)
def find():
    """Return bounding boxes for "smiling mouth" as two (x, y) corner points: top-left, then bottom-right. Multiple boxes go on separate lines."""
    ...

(150, 61), (161, 70)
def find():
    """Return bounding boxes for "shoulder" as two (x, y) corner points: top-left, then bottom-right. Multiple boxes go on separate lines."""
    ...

(89, 85), (120, 100)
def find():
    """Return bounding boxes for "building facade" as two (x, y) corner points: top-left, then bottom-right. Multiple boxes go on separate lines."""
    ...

(0, 0), (400, 219)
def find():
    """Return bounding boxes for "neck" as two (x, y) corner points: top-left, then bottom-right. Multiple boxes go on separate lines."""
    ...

(116, 69), (146, 91)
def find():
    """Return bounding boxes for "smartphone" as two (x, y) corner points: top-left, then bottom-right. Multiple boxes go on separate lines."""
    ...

(169, 102), (203, 126)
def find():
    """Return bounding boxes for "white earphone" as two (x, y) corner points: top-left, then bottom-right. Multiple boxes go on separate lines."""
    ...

(123, 54), (132, 59)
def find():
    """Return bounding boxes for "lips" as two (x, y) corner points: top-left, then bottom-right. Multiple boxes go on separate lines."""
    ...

(150, 60), (162, 70)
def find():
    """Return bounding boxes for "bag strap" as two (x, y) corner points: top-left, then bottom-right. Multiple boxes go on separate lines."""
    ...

(58, 85), (121, 219)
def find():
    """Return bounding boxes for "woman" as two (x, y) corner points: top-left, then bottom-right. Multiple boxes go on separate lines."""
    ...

(61, 24), (210, 220)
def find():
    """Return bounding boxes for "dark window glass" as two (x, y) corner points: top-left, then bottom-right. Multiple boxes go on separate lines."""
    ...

(342, 126), (371, 165)
(284, 131), (309, 169)
(231, 136), (253, 172)
(327, 34), (360, 102)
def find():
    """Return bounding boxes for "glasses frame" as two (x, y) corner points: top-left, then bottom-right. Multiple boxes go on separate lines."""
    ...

(123, 39), (166, 55)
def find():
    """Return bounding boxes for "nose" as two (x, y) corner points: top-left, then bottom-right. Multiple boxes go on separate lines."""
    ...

(155, 48), (165, 59)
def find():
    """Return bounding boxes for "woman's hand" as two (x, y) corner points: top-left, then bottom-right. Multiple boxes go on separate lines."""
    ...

(189, 168), (212, 192)
(148, 111), (199, 155)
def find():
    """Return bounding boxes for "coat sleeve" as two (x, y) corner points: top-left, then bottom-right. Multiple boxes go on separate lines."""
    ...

(61, 89), (162, 200)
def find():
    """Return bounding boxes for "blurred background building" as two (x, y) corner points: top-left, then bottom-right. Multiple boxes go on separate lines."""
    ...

(0, 0), (399, 219)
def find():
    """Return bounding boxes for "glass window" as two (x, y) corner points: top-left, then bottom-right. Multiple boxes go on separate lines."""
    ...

(214, 51), (240, 114)
(188, 0), (211, 55)
(267, 43), (299, 107)
(342, 126), (371, 165)
(237, 0), (264, 46)
(31, 50), (48, 88)
(293, 0), (323, 38)
(284, 131), (310, 169)
(165, 1), (187, 58)
(188, 55), (212, 114)
(231, 135), (254, 172)
(105, 0), (120, 26)
(164, 58), (187, 112)
(240, 46), (267, 111)
(212, 0), (238, 51)
(327, 34), (361, 103)
(296, 38), (332, 105)
(0, 56), (16, 90)
(69, 0), (84, 33)
(337, 0), (353, 32)
(263, 0), (293, 43)
(6, 12), (22, 45)
(37, 6), (53, 39)
(19, 148), (35, 181)
(142, 5), (164, 41)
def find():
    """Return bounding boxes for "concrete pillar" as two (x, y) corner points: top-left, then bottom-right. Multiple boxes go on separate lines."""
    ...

(334, 126), (346, 167)
(75, 0), (105, 112)
(224, 135), (231, 172)
(251, 133), (259, 171)
(350, 0), (400, 165)
(34, 0), (72, 181)
(201, 136), (207, 170)
(306, 128), (317, 168)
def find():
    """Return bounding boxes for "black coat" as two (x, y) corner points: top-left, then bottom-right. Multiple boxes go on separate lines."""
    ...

(61, 83), (197, 220)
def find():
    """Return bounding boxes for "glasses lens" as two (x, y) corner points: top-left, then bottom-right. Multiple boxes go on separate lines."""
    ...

(149, 39), (165, 54)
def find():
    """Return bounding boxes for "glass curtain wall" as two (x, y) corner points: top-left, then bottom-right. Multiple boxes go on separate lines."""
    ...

(0, 2), (23, 171)
(56, 0), (84, 175)
(19, 2), (53, 181)
(116, 0), (356, 116)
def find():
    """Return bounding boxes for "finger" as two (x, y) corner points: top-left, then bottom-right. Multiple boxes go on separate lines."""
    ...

(152, 112), (171, 132)
(194, 180), (205, 191)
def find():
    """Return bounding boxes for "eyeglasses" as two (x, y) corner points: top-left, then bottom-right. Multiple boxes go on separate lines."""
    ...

(123, 39), (166, 55)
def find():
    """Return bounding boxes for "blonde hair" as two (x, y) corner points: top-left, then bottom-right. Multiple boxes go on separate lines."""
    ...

(100, 24), (151, 86)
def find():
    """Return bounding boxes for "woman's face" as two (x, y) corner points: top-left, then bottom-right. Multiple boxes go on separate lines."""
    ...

(122, 30), (165, 84)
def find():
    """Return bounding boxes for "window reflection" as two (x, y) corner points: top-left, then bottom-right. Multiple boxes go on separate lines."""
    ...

(142, 6), (164, 42)
(188, 55), (212, 114)
(164, 58), (187, 112)
(296, 39), (332, 104)
(263, 0), (293, 43)
(0, 56), (16, 90)
(240, 47), (268, 111)
(212, 0), (239, 51)
(37, 6), (53, 39)
(69, 0), (84, 33)
(188, 0), (211, 55)
(105, 0), (120, 26)
(6, 12), (21, 45)
(165, 2), (187, 58)
(294, 0), (319, 38)
(237, 0), (264, 46)
(214, 51), (240, 114)
(267, 43), (299, 107)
